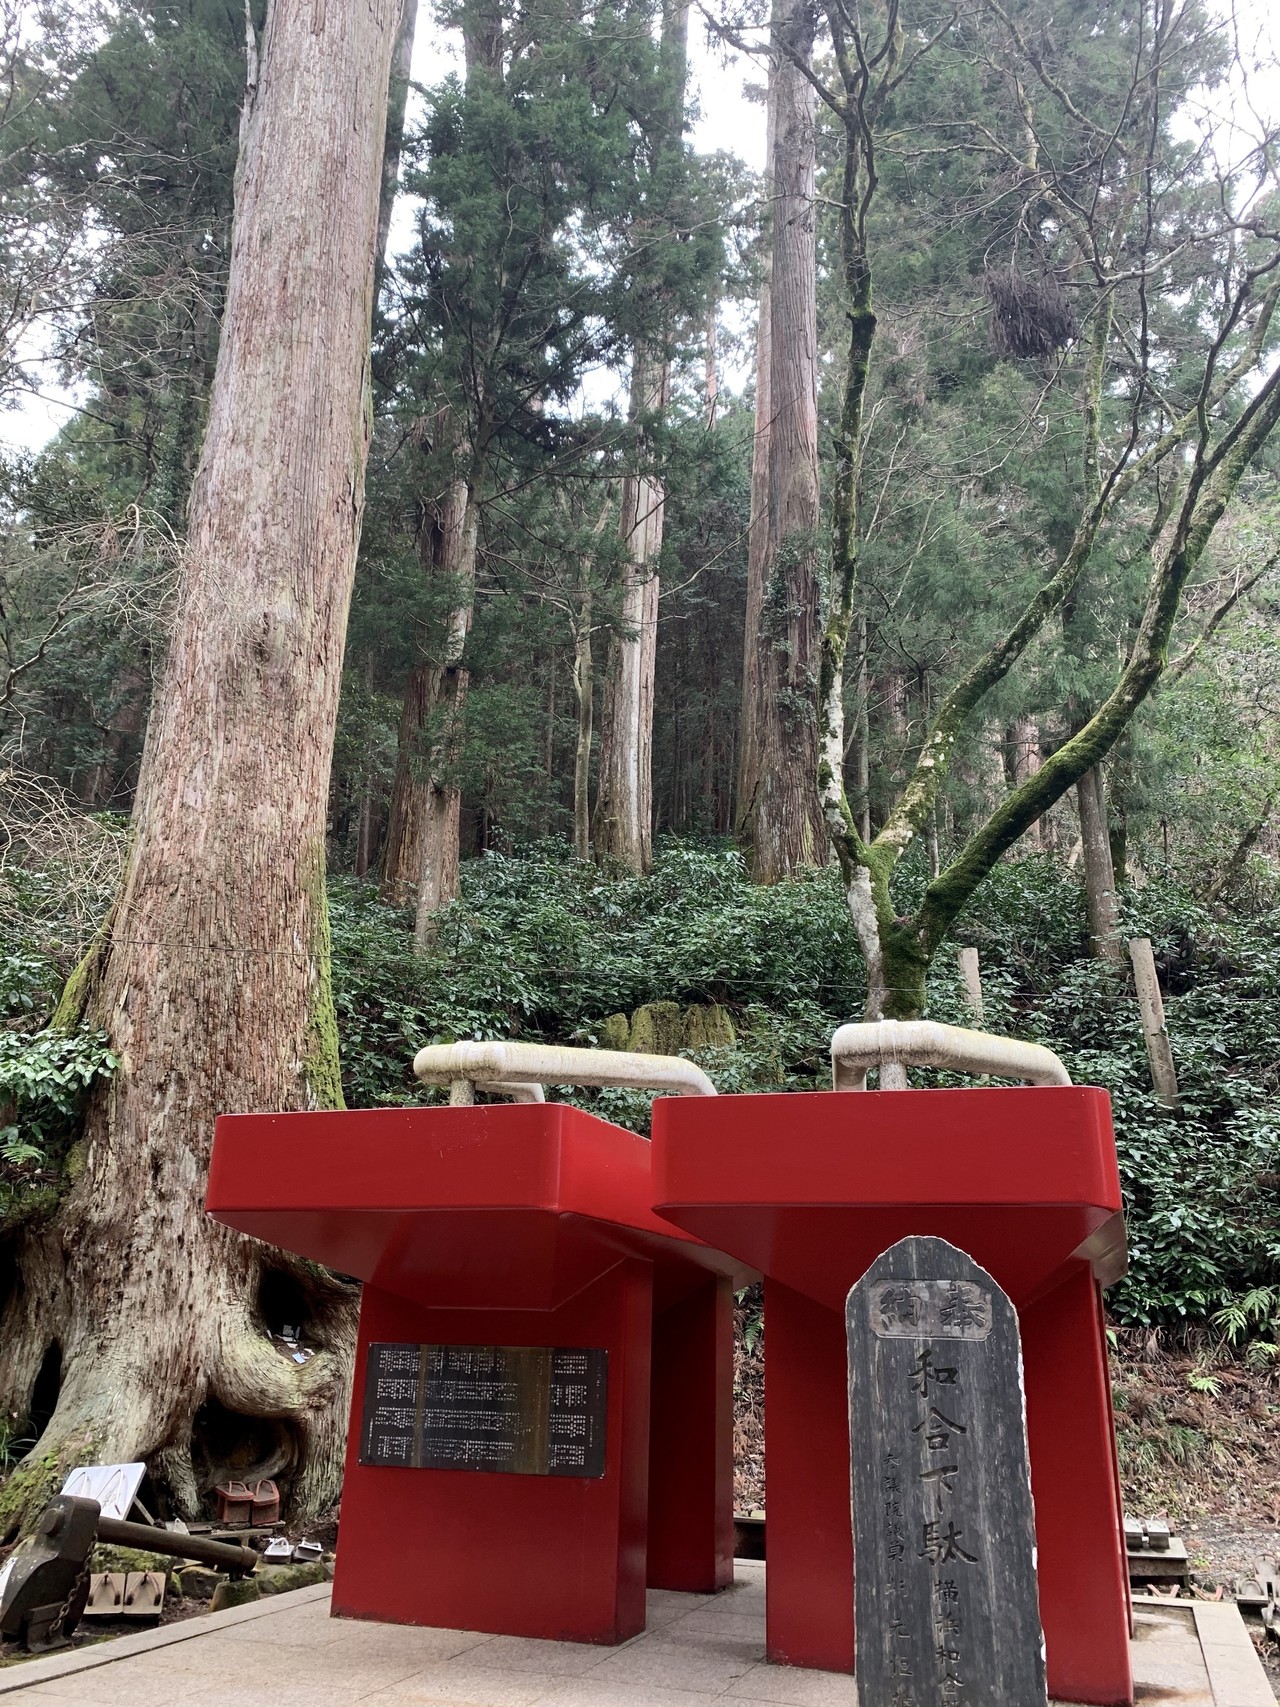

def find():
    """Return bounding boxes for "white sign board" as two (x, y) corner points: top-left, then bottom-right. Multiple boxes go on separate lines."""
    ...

(61, 1462), (146, 1521)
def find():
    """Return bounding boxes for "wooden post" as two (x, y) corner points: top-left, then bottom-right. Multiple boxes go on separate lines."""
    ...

(957, 947), (984, 1025)
(1077, 768), (1124, 964)
(1127, 937), (1181, 1110)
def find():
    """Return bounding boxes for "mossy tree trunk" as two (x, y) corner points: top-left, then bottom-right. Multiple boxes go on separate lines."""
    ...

(0, 0), (399, 1535)
(1076, 766), (1124, 964)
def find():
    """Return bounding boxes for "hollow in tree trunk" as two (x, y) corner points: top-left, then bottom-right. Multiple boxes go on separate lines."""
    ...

(0, 0), (399, 1534)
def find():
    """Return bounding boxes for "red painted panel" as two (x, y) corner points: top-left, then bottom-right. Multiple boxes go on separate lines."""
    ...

(332, 1262), (653, 1643)
(651, 1086), (1123, 1309)
(651, 1085), (1133, 1706)
(1023, 1267), (1133, 1706)
(208, 1103), (747, 1634)
(647, 1274), (735, 1592)
(764, 1280), (855, 1671)
(209, 1104), (751, 1307)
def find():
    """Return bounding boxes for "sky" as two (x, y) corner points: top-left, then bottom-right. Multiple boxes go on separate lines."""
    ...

(1, 0), (1275, 458)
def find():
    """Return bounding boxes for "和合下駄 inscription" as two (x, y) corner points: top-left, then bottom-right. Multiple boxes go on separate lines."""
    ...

(847, 1237), (1046, 1707)
(359, 1344), (607, 1477)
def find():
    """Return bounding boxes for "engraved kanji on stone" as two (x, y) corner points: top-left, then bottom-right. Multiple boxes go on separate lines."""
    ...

(912, 1406), (967, 1450)
(919, 1462), (959, 1508)
(848, 1238), (1048, 1707)
(939, 1281), (988, 1333)
(879, 1282), (922, 1331)
(919, 1520), (978, 1566)
(909, 1347), (958, 1398)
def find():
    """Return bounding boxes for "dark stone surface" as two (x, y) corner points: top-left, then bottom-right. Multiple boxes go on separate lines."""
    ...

(847, 1237), (1047, 1707)
(358, 1343), (607, 1477)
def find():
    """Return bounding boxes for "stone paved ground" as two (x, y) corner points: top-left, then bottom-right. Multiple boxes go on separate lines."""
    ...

(0, 1565), (1274, 1706)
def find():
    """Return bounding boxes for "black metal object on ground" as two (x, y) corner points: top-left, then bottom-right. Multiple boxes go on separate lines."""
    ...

(0, 1496), (258, 1652)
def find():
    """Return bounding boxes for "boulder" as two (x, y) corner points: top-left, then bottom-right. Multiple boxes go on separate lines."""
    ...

(210, 1576), (262, 1612)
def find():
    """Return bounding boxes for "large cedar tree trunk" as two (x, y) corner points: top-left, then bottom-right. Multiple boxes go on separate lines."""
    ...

(412, 481), (480, 939)
(0, 0), (399, 1532)
(740, 0), (824, 879)
(594, 352), (665, 870)
(384, 5), (499, 908)
(593, 0), (688, 872)
(381, 471), (471, 904)
(736, 75), (776, 833)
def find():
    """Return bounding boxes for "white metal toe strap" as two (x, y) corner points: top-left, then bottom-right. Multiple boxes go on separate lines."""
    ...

(413, 1039), (716, 1106)
(831, 1020), (1071, 1091)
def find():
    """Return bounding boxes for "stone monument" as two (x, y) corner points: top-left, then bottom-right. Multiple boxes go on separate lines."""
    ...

(847, 1235), (1047, 1707)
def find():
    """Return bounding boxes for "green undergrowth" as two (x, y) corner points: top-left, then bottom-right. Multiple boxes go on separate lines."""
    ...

(328, 843), (1280, 1329)
(5, 839), (1279, 1329)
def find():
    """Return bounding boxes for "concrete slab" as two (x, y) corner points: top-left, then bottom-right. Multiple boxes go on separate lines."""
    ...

(0, 1567), (1273, 1705)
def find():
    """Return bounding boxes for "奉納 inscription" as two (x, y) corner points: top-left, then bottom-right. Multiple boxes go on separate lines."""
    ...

(847, 1237), (1046, 1707)
(358, 1343), (607, 1477)
(871, 1280), (992, 1341)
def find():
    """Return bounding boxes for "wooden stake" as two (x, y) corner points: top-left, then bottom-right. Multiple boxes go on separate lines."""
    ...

(1128, 937), (1181, 1109)
(958, 945), (985, 1024)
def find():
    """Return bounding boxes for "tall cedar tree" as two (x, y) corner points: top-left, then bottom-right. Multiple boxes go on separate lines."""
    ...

(0, 0), (399, 1529)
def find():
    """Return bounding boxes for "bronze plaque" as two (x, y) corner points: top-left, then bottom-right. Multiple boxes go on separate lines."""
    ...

(358, 1343), (607, 1477)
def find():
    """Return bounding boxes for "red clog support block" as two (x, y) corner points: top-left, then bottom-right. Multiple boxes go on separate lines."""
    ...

(208, 1102), (748, 1639)
(333, 1260), (653, 1644)
(1023, 1265), (1133, 1706)
(647, 1273), (735, 1593)
(763, 1279), (854, 1672)
(651, 1086), (1135, 1707)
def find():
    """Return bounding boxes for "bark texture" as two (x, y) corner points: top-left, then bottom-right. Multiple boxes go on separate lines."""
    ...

(594, 350), (665, 870)
(374, 0), (420, 299)
(741, 0), (824, 880)
(1076, 765), (1123, 963)
(0, 0), (399, 1533)
(572, 586), (595, 860)
(593, 0), (688, 873)
(736, 84), (776, 833)
(382, 473), (472, 904)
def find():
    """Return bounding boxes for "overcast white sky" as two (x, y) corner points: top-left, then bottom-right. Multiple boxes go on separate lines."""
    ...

(2, 0), (1275, 457)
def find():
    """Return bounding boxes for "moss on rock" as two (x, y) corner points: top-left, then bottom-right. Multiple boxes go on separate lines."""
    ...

(627, 1002), (684, 1055)
(91, 1544), (175, 1577)
(210, 1576), (262, 1612)
(600, 1013), (631, 1051)
(258, 1560), (329, 1594)
(682, 1004), (735, 1050)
